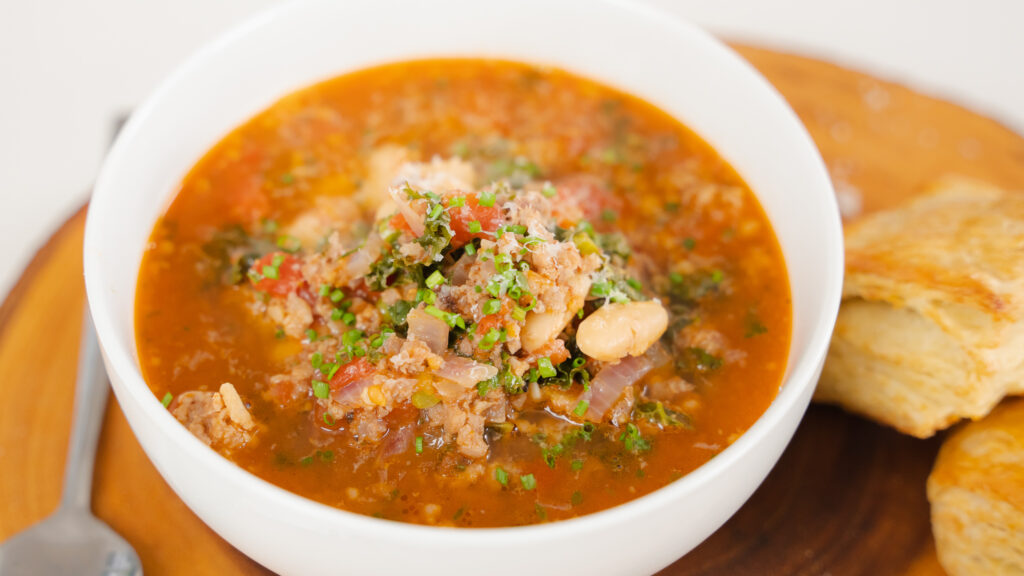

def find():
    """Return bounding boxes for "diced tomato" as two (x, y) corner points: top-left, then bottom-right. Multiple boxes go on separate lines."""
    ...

(449, 193), (502, 248)
(329, 357), (375, 392)
(389, 213), (413, 234)
(250, 252), (303, 296)
(530, 339), (571, 366)
(218, 147), (270, 224)
(550, 174), (620, 226)
(475, 314), (503, 336)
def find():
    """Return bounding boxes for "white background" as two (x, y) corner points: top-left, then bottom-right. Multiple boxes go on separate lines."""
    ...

(0, 0), (1021, 298)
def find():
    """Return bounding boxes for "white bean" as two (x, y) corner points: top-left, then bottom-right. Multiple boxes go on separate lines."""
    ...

(521, 309), (568, 353)
(576, 300), (669, 362)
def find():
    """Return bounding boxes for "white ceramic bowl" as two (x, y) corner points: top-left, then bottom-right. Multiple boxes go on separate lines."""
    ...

(84, 1), (843, 574)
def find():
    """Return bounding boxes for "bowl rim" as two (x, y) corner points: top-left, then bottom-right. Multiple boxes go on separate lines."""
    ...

(84, 0), (843, 544)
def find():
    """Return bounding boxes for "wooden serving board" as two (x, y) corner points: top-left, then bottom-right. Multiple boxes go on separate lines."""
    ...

(2, 45), (1023, 576)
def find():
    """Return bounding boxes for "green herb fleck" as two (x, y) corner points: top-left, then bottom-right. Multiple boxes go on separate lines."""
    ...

(483, 299), (502, 315)
(312, 380), (330, 399)
(537, 357), (557, 379)
(425, 270), (446, 289)
(620, 423), (651, 452)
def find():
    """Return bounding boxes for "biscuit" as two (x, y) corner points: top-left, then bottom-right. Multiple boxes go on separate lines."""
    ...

(816, 177), (1024, 437)
(928, 398), (1024, 576)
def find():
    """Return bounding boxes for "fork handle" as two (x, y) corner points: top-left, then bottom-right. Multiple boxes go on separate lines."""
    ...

(59, 307), (109, 512)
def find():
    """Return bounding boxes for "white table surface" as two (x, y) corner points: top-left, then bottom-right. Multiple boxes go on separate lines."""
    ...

(0, 0), (1021, 300)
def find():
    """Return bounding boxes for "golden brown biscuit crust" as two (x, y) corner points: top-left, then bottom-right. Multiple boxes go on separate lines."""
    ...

(928, 398), (1024, 576)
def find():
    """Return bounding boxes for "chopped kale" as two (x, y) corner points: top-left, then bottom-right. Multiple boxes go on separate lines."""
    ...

(634, 401), (693, 429)
(677, 347), (723, 375)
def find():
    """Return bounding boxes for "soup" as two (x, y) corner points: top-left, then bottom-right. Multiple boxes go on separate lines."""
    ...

(136, 59), (791, 527)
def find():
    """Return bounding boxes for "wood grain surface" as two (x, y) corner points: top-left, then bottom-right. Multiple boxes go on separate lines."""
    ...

(2, 45), (1024, 575)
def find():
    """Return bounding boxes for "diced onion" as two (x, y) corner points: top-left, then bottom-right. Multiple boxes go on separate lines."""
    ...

(583, 355), (655, 421)
(406, 309), (450, 354)
(449, 250), (476, 285)
(379, 424), (415, 458)
(436, 354), (499, 388)
(344, 234), (383, 279)
(331, 375), (375, 407)
(388, 185), (426, 236)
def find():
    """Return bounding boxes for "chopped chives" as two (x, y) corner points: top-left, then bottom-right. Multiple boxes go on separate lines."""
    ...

(573, 400), (589, 417)
(482, 299), (502, 315)
(537, 357), (556, 378)
(541, 183), (557, 198)
(467, 220), (482, 234)
(495, 466), (509, 486)
(261, 265), (278, 280)
(449, 195), (466, 208)
(511, 306), (527, 321)
(478, 190), (496, 207)
(312, 380), (329, 399)
(425, 305), (447, 320)
(319, 284), (331, 297)
(464, 242), (476, 255)
(160, 392), (173, 408)
(415, 436), (424, 454)
(425, 270), (445, 289)
(571, 459), (584, 471)
(330, 289), (344, 303)
(342, 312), (356, 326)
(478, 328), (502, 350)
(520, 474), (537, 491)
(305, 329), (318, 341)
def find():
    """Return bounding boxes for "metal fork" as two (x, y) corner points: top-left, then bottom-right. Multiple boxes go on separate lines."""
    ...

(0, 309), (142, 575)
